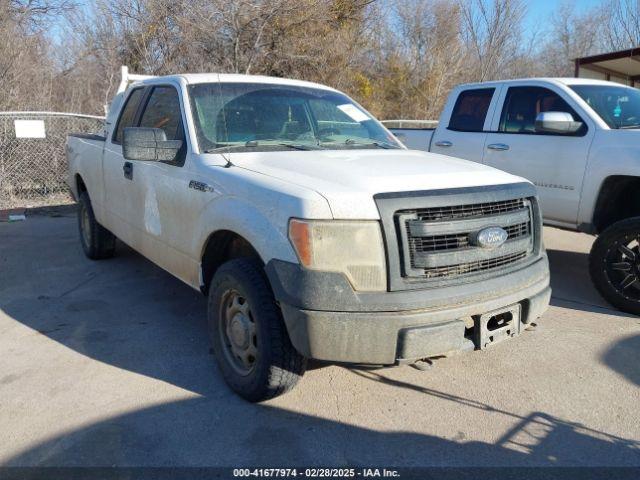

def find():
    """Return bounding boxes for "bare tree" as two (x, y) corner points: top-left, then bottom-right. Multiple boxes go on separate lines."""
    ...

(363, 0), (465, 119)
(601, 0), (640, 50)
(459, 0), (527, 81)
(542, 1), (603, 76)
(2, 0), (624, 119)
(0, 0), (74, 110)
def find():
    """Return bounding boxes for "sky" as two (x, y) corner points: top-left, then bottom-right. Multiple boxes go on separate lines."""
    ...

(523, 0), (603, 36)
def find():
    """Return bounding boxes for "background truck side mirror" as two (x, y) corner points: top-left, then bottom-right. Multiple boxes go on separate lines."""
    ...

(534, 111), (583, 134)
(123, 127), (182, 162)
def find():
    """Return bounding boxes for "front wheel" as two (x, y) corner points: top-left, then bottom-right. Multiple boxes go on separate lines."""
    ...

(208, 258), (306, 401)
(589, 217), (640, 315)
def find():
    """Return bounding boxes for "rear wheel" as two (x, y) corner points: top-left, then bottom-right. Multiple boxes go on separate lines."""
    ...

(589, 217), (640, 315)
(78, 191), (116, 260)
(208, 258), (306, 401)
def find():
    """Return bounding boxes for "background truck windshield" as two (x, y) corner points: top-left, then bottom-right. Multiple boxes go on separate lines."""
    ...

(570, 84), (640, 129)
(188, 82), (401, 152)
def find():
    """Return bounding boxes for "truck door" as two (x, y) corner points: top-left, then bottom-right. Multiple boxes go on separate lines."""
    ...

(430, 86), (501, 163)
(102, 86), (146, 244)
(128, 84), (201, 285)
(482, 85), (594, 225)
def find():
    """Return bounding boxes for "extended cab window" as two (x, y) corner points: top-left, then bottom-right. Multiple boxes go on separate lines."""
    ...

(139, 86), (184, 141)
(139, 86), (186, 165)
(113, 88), (144, 144)
(500, 86), (586, 135)
(448, 88), (494, 132)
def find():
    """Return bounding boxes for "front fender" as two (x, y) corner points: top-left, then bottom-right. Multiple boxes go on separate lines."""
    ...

(578, 131), (640, 227)
(192, 196), (300, 268)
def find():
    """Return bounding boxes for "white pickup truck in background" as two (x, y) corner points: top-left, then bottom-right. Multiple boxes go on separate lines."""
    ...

(387, 78), (640, 315)
(66, 72), (550, 401)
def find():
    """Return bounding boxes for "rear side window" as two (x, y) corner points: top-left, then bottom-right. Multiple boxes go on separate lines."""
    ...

(499, 86), (586, 135)
(113, 88), (144, 144)
(139, 86), (184, 141)
(448, 88), (495, 132)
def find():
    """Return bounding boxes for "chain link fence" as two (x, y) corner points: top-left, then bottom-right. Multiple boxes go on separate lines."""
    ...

(0, 112), (105, 209)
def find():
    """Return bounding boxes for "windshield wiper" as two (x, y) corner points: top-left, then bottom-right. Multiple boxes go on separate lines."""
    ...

(205, 140), (319, 153)
(204, 144), (252, 153)
(253, 139), (321, 150)
(618, 124), (640, 129)
(272, 142), (318, 150)
(330, 139), (399, 149)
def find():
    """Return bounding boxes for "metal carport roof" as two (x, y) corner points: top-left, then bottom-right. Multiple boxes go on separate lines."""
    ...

(575, 47), (640, 87)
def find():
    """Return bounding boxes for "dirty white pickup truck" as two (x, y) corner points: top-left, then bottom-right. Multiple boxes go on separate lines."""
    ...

(388, 78), (640, 315)
(67, 72), (550, 401)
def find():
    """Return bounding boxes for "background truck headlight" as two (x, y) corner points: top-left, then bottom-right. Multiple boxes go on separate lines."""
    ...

(288, 219), (387, 292)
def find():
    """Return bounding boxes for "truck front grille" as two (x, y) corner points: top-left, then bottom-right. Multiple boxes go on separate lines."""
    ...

(374, 183), (541, 291)
(396, 197), (535, 282)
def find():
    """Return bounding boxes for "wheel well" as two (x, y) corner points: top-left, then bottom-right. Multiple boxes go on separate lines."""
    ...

(593, 176), (640, 233)
(76, 174), (87, 195)
(200, 231), (262, 294)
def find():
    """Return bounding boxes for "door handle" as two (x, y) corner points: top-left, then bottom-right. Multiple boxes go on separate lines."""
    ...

(123, 161), (133, 180)
(434, 140), (453, 147)
(487, 143), (510, 151)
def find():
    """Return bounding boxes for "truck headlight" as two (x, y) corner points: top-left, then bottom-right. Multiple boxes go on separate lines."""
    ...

(288, 219), (387, 292)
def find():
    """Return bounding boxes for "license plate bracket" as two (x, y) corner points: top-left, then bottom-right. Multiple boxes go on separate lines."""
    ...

(474, 304), (521, 350)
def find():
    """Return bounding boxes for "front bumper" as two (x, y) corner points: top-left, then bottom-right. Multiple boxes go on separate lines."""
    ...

(266, 255), (550, 365)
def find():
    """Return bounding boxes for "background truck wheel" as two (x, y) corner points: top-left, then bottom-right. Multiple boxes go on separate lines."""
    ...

(78, 191), (116, 260)
(208, 258), (306, 402)
(589, 217), (640, 315)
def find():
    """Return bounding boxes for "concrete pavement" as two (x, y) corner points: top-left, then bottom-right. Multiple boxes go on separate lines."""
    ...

(0, 208), (638, 467)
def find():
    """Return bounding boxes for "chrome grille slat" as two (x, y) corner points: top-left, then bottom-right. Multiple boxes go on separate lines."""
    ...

(411, 237), (532, 269)
(408, 221), (530, 254)
(414, 198), (525, 222)
(407, 208), (530, 236)
(421, 252), (528, 279)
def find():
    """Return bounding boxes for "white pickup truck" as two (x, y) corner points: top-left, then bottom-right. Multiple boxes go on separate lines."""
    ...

(388, 78), (640, 315)
(66, 73), (550, 401)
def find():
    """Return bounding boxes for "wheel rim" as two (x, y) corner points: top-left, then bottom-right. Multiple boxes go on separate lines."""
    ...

(605, 234), (640, 301)
(80, 204), (91, 247)
(218, 289), (258, 376)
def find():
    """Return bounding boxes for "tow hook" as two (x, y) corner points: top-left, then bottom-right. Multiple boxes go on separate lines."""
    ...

(410, 358), (434, 371)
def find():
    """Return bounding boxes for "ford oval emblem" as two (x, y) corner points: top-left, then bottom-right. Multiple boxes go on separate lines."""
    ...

(476, 226), (508, 249)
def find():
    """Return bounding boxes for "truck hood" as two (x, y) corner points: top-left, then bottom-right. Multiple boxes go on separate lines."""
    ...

(228, 149), (527, 219)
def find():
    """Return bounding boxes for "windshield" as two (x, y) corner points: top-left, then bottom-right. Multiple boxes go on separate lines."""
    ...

(188, 82), (402, 152)
(570, 84), (640, 129)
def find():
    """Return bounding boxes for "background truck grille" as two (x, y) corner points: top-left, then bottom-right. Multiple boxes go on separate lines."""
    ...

(396, 197), (534, 281)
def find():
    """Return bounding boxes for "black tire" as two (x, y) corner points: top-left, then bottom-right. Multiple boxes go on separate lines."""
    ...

(208, 258), (306, 401)
(589, 217), (640, 315)
(78, 191), (116, 260)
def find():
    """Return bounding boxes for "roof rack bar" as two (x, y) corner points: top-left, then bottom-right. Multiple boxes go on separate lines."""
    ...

(116, 66), (156, 94)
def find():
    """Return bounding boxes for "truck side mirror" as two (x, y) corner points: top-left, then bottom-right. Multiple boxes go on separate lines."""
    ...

(123, 127), (182, 162)
(534, 111), (583, 134)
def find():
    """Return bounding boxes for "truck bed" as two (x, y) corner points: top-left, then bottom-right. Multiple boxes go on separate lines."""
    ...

(65, 133), (106, 202)
(387, 127), (435, 150)
(382, 120), (437, 151)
